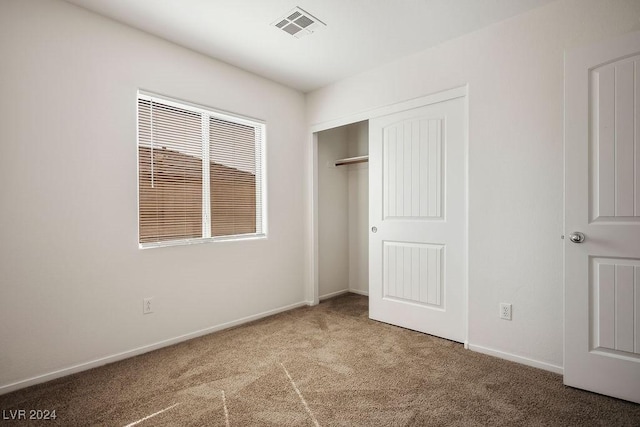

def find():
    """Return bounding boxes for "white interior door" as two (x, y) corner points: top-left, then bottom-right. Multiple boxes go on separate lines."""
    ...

(369, 92), (466, 343)
(565, 31), (640, 403)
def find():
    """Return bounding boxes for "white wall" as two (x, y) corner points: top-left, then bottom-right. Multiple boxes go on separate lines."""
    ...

(346, 123), (369, 295)
(0, 0), (307, 392)
(317, 127), (349, 298)
(307, 0), (640, 371)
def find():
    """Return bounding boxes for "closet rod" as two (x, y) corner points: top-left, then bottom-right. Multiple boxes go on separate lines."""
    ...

(334, 155), (369, 167)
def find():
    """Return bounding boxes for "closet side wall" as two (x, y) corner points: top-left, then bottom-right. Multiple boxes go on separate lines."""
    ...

(317, 127), (349, 298)
(347, 122), (369, 295)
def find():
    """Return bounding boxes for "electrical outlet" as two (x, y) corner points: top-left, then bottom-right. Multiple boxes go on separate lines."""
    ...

(143, 297), (153, 314)
(500, 303), (512, 320)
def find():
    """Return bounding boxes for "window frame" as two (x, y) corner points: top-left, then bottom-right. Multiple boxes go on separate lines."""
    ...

(136, 90), (267, 249)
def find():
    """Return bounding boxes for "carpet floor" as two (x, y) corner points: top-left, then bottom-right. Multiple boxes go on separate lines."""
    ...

(1, 293), (638, 426)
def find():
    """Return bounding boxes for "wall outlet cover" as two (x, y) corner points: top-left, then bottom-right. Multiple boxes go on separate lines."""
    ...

(143, 297), (153, 314)
(500, 303), (512, 320)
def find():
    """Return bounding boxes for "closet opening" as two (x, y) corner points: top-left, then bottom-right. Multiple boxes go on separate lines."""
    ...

(316, 120), (369, 301)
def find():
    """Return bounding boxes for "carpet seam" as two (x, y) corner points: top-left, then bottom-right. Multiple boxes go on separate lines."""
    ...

(281, 362), (320, 427)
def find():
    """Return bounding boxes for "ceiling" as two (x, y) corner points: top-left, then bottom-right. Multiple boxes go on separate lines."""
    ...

(63, 0), (555, 93)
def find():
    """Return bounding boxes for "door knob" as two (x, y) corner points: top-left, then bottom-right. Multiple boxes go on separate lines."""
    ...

(568, 232), (585, 243)
(371, 226), (377, 233)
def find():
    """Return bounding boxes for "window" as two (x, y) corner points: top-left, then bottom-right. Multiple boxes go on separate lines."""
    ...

(137, 92), (265, 247)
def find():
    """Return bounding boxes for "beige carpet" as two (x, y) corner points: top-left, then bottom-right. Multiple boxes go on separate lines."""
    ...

(1, 293), (638, 426)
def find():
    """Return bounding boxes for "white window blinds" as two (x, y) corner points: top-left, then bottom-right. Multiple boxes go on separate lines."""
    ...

(137, 92), (265, 247)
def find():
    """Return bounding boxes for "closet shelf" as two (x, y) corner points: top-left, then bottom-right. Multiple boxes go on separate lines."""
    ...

(334, 155), (369, 167)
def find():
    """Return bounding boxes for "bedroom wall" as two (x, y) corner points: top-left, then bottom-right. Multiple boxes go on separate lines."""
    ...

(0, 0), (307, 392)
(306, 0), (640, 371)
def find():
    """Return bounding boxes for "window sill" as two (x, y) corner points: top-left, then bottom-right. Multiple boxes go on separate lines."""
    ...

(139, 233), (267, 250)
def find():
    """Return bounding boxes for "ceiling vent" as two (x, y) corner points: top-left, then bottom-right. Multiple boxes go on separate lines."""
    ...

(272, 7), (326, 39)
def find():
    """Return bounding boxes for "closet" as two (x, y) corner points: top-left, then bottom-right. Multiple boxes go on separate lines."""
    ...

(313, 87), (467, 343)
(317, 120), (369, 300)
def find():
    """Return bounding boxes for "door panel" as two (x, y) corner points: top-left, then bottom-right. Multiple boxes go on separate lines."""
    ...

(383, 242), (443, 307)
(591, 258), (640, 355)
(565, 30), (640, 403)
(591, 56), (640, 221)
(383, 118), (443, 219)
(369, 93), (466, 343)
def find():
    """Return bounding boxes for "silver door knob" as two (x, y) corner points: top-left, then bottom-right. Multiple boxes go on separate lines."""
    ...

(371, 226), (377, 233)
(568, 232), (585, 243)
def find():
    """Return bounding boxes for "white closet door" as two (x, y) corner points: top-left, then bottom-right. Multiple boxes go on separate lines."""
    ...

(369, 93), (466, 342)
(564, 30), (640, 403)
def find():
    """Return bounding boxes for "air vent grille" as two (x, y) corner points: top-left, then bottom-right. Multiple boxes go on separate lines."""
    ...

(272, 7), (325, 39)
(295, 15), (313, 28)
(283, 24), (301, 35)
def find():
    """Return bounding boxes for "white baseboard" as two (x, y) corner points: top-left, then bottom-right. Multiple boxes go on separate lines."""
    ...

(318, 289), (369, 301)
(468, 343), (563, 375)
(319, 289), (350, 301)
(0, 300), (310, 396)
